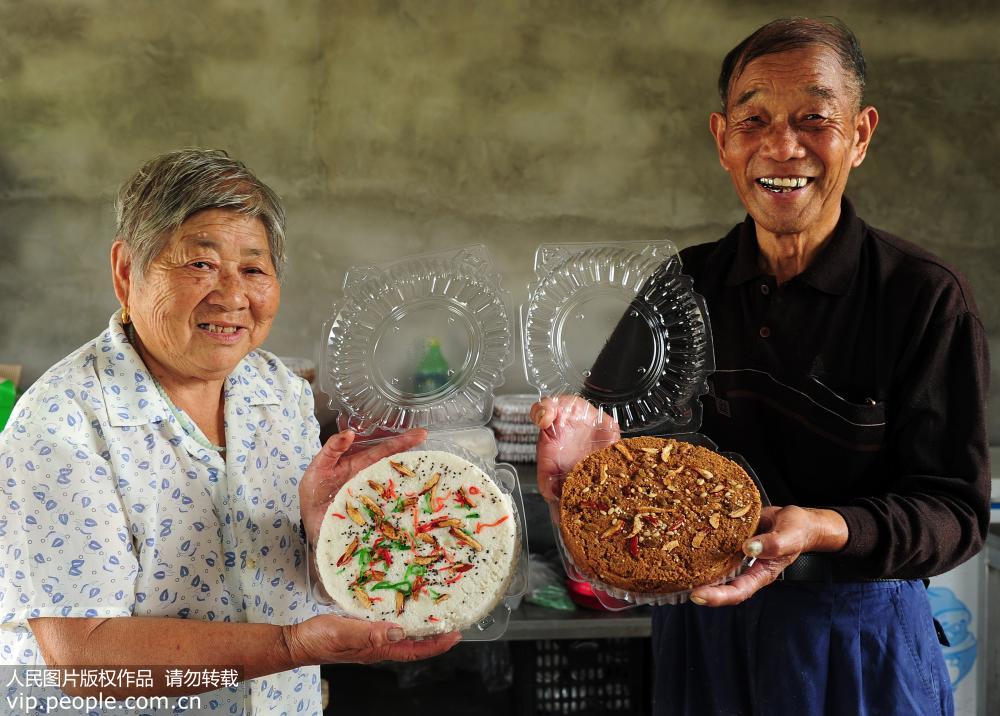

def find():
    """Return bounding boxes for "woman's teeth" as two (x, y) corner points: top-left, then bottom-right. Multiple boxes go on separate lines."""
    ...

(758, 177), (809, 192)
(200, 324), (240, 334)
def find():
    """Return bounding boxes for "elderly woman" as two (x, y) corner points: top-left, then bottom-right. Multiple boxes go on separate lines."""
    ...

(0, 149), (459, 713)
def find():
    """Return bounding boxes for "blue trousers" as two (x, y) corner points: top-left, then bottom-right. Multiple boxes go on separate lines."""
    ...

(651, 580), (953, 716)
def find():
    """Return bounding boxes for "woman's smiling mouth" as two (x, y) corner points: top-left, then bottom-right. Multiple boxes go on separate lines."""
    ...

(198, 323), (244, 334)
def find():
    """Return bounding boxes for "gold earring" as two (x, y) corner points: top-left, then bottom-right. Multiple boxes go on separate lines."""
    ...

(121, 305), (130, 324)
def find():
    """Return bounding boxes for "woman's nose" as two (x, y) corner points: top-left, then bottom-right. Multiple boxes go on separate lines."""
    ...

(208, 269), (251, 310)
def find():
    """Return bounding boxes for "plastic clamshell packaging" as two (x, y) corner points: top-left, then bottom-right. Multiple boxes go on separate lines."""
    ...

(522, 241), (762, 609)
(321, 245), (513, 435)
(315, 246), (528, 640)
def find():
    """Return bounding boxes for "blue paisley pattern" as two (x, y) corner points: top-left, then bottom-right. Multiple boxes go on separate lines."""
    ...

(0, 313), (324, 714)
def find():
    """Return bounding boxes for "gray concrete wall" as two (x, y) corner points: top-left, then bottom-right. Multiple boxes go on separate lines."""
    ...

(1, 0), (997, 439)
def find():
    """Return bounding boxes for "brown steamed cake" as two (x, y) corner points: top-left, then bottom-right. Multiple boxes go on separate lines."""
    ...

(559, 436), (762, 594)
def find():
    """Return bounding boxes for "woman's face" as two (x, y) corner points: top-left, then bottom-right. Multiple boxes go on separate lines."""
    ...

(113, 209), (280, 385)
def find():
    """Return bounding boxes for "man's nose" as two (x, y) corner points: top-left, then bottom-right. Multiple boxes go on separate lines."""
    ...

(760, 121), (806, 162)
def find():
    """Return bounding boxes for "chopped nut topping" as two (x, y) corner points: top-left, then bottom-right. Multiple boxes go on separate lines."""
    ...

(660, 445), (673, 462)
(666, 484), (679, 492)
(367, 479), (386, 498)
(729, 505), (751, 518)
(389, 460), (415, 477)
(358, 495), (383, 519)
(695, 467), (714, 480)
(692, 532), (706, 548)
(450, 526), (483, 552)
(353, 586), (372, 609)
(370, 569), (386, 581)
(662, 540), (679, 552)
(613, 443), (634, 461)
(413, 555), (438, 566)
(625, 515), (643, 539)
(346, 502), (367, 527)
(458, 486), (477, 507)
(437, 518), (462, 528)
(709, 513), (720, 529)
(710, 484), (725, 493)
(395, 590), (405, 616)
(379, 522), (400, 541)
(640, 447), (659, 455)
(403, 495), (419, 509)
(419, 472), (440, 496)
(636, 506), (667, 514)
(600, 520), (624, 538)
(434, 593), (450, 604)
(337, 536), (359, 567)
(600, 464), (609, 485)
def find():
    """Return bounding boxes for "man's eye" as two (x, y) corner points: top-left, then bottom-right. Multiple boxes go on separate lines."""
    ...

(804, 114), (825, 121)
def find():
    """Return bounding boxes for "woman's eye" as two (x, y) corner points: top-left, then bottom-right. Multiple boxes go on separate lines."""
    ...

(190, 261), (213, 270)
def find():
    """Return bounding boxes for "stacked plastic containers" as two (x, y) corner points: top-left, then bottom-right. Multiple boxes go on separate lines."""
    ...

(521, 241), (768, 609)
(318, 246), (530, 640)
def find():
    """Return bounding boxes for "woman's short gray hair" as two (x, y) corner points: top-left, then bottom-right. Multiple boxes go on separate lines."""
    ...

(115, 149), (286, 279)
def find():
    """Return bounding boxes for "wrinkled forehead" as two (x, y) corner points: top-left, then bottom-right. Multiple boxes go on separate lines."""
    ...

(165, 210), (271, 259)
(727, 46), (854, 109)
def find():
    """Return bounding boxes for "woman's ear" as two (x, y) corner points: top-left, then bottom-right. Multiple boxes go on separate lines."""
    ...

(110, 241), (133, 307)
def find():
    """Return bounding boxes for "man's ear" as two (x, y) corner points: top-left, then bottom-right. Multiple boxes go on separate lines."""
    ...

(111, 241), (133, 308)
(851, 106), (879, 167)
(709, 112), (729, 170)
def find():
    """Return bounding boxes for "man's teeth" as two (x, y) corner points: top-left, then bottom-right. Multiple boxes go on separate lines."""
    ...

(758, 177), (808, 192)
(200, 324), (239, 334)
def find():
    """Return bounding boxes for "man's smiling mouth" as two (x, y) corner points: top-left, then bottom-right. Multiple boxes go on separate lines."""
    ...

(757, 176), (811, 193)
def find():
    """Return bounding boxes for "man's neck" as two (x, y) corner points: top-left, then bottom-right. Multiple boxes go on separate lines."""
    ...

(755, 207), (841, 285)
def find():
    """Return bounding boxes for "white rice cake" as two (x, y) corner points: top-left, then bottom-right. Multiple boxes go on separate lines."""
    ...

(316, 450), (518, 636)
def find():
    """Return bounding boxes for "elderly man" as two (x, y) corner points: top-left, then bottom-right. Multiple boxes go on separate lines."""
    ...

(534, 17), (988, 715)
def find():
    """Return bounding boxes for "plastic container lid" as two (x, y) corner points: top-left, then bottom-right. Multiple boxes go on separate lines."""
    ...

(521, 241), (714, 435)
(321, 246), (514, 435)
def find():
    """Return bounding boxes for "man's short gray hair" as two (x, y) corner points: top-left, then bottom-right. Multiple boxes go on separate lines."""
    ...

(115, 149), (286, 279)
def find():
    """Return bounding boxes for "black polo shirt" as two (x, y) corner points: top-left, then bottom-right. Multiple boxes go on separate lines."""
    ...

(670, 198), (990, 579)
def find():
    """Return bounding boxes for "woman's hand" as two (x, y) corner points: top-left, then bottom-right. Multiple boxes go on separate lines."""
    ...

(688, 506), (849, 606)
(282, 614), (461, 665)
(530, 396), (620, 504)
(299, 428), (428, 545)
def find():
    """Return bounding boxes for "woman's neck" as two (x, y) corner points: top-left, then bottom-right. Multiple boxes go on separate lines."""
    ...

(128, 327), (227, 446)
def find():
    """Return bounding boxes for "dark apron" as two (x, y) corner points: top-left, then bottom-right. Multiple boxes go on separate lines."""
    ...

(651, 580), (953, 716)
(649, 369), (953, 715)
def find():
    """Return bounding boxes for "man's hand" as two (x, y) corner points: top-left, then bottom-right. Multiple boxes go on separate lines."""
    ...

(688, 506), (849, 606)
(530, 395), (620, 503)
(299, 428), (428, 545)
(282, 614), (461, 666)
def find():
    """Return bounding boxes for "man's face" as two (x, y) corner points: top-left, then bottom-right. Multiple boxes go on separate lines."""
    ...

(710, 45), (877, 238)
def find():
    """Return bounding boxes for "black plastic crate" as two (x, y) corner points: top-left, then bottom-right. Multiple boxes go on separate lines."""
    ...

(512, 638), (651, 715)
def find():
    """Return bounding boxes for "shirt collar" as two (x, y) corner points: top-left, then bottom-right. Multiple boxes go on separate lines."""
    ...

(97, 312), (280, 428)
(722, 197), (865, 295)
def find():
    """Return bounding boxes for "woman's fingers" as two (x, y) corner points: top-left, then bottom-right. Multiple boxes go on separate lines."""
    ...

(339, 428), (429, 476)
(288, 616), (461, 665)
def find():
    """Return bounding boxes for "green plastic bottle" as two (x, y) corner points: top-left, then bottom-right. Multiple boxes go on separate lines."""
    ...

(413, 338), (450, 394)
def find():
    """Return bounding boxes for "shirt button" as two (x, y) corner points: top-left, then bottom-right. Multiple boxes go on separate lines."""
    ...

(760, 284), (770, 295)
(759, 326), (771, 338)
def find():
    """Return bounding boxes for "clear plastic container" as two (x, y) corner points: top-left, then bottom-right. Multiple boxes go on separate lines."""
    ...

(521, 241), (765, 610)
(314, 246), (528, 640)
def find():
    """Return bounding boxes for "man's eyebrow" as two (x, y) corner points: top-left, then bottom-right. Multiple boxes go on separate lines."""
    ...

(807, 84), (836, 101)
(732, 89), (757, 108)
